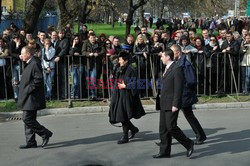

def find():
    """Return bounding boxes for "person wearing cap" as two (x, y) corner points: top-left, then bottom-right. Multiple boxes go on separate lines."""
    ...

(109, 51), (145, 144)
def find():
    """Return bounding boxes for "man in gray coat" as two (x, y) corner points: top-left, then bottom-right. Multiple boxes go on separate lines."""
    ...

(17, 46), (53, 149)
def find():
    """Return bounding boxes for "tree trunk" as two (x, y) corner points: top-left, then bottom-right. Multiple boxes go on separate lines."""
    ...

(125, 0), (148, 37)
(23, 0), (46, 33)
(160, 0), (164, 19)
(126, 10), (134, 37)
(111, 9), (115, 28)
(79, 0), (91, 24)
(57, 0), (76, 29)
(139, 6), (144, 27)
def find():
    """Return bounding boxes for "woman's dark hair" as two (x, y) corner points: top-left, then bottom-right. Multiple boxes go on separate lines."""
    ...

(118, 51), (130, 61)
(104, 39), (112, 49)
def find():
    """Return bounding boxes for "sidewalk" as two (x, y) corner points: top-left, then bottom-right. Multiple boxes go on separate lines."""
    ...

(1, 102), (250, 117)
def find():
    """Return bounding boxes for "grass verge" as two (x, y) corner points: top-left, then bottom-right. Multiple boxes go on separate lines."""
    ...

(1, 95), (250, 112)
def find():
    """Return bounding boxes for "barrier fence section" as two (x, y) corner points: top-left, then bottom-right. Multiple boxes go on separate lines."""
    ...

(0, 52), (244, 101)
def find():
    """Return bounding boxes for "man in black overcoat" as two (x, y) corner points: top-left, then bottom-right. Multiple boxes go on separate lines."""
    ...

(109, 51), (145, 144)
(17, 46), (53, 149)
(171, 44), (207, 145)
(153, 49), (194, 158)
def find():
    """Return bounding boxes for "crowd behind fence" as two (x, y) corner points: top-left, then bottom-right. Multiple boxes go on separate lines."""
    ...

(1, 20), (250, 101)
(0, 51), (245, 101)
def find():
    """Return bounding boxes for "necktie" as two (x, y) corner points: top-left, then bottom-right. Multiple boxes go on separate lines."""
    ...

(163, 67), (168, 76)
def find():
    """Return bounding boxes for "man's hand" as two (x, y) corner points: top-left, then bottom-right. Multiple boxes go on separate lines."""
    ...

(47, 67), (51, 73)
(54, 57), (60, 62)
(94, 53), (98, 57)
(19, 55), (23, 61)
(172, 106), (178, 112)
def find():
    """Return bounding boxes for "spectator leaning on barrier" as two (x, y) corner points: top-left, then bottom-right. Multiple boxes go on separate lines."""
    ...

(69, 34), (83, 99)
(82, 33), (105, 100)
(9, 33), (26, 101)
(41, 39), (56, 100)
(193, 37), (210, 94)
(206, 35), (220, 94)
(0, 38), (9, 99)
(217, 31), (240, 95)
(54, 30), (70, 99)
(37, 31), (46, 49)
(240, 33), (250, 95)
(150, 33), (164, 80)
(202, 29), (210, 46)
(139, 26), (151, 43)
(217, 29), (227, 48)
(2, 29), (12, 43)
(79, 24), (89, 42)
(240, 28), (248, 44)
(25, 32), (33, 44)
(160, 31), (175, 49)
(179, 35), (198, 63)
(133, 34), (149, 79)
(124, 34), (135, 54)
(111, 37), (122, 71)
(27, 39), (41, 58)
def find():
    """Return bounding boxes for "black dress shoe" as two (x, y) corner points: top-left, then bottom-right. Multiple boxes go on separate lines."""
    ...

(187, 141), (194, 157)
(19, 144), (37, 149)
(195, 140), (205, 145)
(42, 132), (53, 148)
(129, 127), (139, 139)
(153, 153), (171, 158)
(117, 135), (129, 144)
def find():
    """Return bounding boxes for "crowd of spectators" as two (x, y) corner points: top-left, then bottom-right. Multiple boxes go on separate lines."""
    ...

(1, 16), (250, 101)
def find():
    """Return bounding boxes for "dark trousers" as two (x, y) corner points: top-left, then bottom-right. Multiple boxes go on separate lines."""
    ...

(159, 109), (192, 154)
(22, 110), (50, 145)
(58, 64), (67, 99)
(182, 106), (207, 141)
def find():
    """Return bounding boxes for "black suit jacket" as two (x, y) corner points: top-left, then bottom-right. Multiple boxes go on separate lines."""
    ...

(159, 62), (184, 111)
(17, 56), (46, 111)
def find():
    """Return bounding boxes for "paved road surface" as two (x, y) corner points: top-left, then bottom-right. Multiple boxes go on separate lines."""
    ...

(0, 108), (250, 166)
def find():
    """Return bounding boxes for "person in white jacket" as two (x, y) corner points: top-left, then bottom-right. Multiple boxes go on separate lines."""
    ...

(41, 39), (56, 100)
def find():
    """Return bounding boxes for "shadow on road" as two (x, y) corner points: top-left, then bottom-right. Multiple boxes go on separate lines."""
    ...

(190, 129), (250, 159)
(45, 127), (225, 150)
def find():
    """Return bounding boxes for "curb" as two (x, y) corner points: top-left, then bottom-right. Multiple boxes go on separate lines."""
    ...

(1, 102), (250, 117)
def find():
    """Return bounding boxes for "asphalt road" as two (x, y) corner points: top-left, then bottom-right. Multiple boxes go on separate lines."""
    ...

(0, 108), (250, 166)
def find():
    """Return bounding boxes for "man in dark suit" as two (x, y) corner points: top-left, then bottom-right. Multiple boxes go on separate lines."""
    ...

(153, 49), (194, 158)
(17, 46), (53, 149)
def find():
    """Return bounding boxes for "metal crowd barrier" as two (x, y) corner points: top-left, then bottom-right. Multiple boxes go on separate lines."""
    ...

(0, 52), (245, 102)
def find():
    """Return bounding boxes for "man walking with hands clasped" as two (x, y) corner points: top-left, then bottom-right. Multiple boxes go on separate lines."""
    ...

(153, 49), (194, 158)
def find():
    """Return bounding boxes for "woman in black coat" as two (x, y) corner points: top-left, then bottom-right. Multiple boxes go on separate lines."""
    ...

(109, 51), (145, 144)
